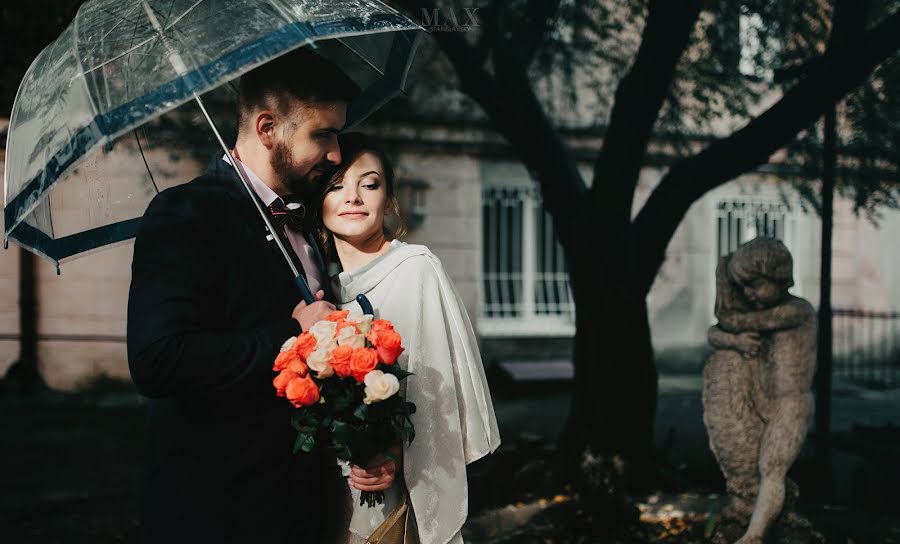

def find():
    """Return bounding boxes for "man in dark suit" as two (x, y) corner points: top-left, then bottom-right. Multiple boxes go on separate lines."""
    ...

(127, 48), (357, 543)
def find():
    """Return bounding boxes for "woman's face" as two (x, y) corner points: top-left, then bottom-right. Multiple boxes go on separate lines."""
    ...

(322, 151), (389, 243)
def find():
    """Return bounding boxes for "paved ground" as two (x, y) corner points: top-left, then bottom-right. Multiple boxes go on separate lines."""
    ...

(0, 376), (897, 543)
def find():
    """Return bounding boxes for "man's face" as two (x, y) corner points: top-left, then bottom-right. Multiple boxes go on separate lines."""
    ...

(270, 101), (346, 197)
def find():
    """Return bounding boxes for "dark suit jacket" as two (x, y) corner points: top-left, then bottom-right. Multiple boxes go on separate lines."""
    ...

(127, 158), (343, 543)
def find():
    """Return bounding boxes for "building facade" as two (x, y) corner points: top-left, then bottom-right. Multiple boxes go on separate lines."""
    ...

(2, 116), (899, 389)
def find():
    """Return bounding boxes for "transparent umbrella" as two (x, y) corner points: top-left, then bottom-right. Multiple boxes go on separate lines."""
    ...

(3, 0), (420, 300)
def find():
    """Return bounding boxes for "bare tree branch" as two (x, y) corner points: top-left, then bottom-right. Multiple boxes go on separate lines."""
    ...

(502, 0), (563, 69)
(391, 0), (587, 244)
(589, 0), (702, 226)
(632, 7), (900, 295)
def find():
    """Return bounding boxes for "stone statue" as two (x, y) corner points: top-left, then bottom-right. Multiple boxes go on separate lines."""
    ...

(702, 237), (817, 544)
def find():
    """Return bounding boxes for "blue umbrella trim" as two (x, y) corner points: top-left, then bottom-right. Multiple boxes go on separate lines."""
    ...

(10, 218), (142, 262)
(6, 14), (416, 262)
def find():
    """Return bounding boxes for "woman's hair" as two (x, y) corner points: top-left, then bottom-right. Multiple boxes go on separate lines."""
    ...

(311, 132), (406, 259)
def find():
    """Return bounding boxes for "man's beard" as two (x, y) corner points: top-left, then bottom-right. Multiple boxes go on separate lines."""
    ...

(270, 140), (325, 199)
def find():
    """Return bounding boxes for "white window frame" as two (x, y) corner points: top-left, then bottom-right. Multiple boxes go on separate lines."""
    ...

(709, 195), (806, 318)
(477, 177), (575, 337)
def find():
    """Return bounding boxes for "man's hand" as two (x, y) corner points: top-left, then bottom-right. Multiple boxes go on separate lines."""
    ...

(349, 448), (401, 492)
(735, 331), (762, 357)
(292, 290), (335, 331)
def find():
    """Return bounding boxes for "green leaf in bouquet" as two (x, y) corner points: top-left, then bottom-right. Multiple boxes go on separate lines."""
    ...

(291, 410), (318, 429)
(331, 395), (350, 412)
(353, 404), (369, 421)
(401, 413), (416, 444)
(294, 433), (316, 454)
(379, 364), (413, 380)
(331, 420), (354, 445)
(334, 444), (352, 460)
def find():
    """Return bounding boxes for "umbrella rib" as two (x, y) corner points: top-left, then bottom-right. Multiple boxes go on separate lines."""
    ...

(163, 0), (205, 32)
(71, 5), (103, 133)
(337, 37), (385, 77)
(97, 3), (145, 45)
(83, 36), (159, 74)
(161, 0), (178, 28)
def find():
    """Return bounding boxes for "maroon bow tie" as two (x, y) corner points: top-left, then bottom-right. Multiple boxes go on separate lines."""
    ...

(268, 197), (306, 231)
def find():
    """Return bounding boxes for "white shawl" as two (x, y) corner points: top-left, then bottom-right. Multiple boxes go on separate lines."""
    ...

(336, 240), (501, 544)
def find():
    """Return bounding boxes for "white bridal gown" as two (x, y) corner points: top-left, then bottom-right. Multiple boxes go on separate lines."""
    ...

(335, 240), (501, 544)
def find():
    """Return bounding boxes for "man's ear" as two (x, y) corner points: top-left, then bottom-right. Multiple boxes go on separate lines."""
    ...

(255, 111), (276, 149)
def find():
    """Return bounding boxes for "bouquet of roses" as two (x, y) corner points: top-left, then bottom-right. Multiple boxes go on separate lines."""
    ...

(273, 309), (416, 507)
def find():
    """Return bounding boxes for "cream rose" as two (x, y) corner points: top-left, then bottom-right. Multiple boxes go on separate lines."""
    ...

(308, 320), (338, 345)
(363, 370), (400, 405)
(337, 327), (366, 349)
(306, 348), (335, 378)
(316, 337), (338, 353)
(280, 336), (297, 353)
(348, 313), (374, 335)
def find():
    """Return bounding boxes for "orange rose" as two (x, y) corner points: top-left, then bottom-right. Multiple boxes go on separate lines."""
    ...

(330, 345), (354, 378)
(367, 319), (395, 345)
(349, 347), (379, 383)
(273, 369), (296, 397)
(373, 329), (404, 365)
(325, 310), (350, 322)
(371, 319), (394, 332)
(273, 349), (302, 372)
(285, 374), (320, 407)
(288, 356), (309, 376)
(293, 332), (318, 360)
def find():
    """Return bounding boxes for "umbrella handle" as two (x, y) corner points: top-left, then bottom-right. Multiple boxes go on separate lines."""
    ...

(294, 275), (316, 305)
(356, 294), (374, 316)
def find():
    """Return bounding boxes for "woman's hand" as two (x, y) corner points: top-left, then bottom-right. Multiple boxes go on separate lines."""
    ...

(349, 445), (403, 492)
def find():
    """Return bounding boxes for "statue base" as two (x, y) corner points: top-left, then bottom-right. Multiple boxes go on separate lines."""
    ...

(712, 511), (824, 544)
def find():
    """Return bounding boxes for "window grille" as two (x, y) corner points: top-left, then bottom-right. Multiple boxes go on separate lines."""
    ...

(480, 183), (575, 336)
(716, 199), (791, 256)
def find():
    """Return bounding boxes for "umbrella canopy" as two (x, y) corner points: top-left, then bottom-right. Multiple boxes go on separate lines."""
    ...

(4, 0), (420, 265)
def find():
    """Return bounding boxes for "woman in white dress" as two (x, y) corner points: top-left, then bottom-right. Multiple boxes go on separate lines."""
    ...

(312, 132), (501, 544)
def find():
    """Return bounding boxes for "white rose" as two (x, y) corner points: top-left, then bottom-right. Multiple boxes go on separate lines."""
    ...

(316, 337), (338, 353)
(306, 349), (335, 378)
(337, 330), (366, 349)
(348, 313), (373, 334)
(280, 336), (297, 352)
(308, 320), (337, 345)
(363, 370), (400, 405)
(337, 326), (358, 342)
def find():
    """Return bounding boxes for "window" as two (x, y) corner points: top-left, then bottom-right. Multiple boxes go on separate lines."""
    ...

(479, 182), (575, 336)
(716, 199), (791, 256)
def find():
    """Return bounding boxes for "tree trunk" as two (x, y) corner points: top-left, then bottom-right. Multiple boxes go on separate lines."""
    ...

(2, 250), (43, 394)
(559, 221), (657, 529)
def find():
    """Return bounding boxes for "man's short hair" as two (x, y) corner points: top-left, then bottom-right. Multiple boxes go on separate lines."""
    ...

(236, 47), (360, 129)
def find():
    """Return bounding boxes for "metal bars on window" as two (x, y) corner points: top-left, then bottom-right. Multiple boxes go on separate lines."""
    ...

(480, 183), (575, 336)
(716, 199), (791, 256)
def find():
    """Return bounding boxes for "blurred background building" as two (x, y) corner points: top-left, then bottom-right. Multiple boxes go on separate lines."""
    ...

(2, 104), (899, 389)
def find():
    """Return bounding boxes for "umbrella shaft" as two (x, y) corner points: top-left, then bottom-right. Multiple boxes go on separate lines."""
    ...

(142, 1), (189, 75)
(192, 95), (315, 305)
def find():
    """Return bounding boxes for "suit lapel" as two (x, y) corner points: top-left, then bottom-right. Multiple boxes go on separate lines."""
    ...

(210, 157), (312, 282)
